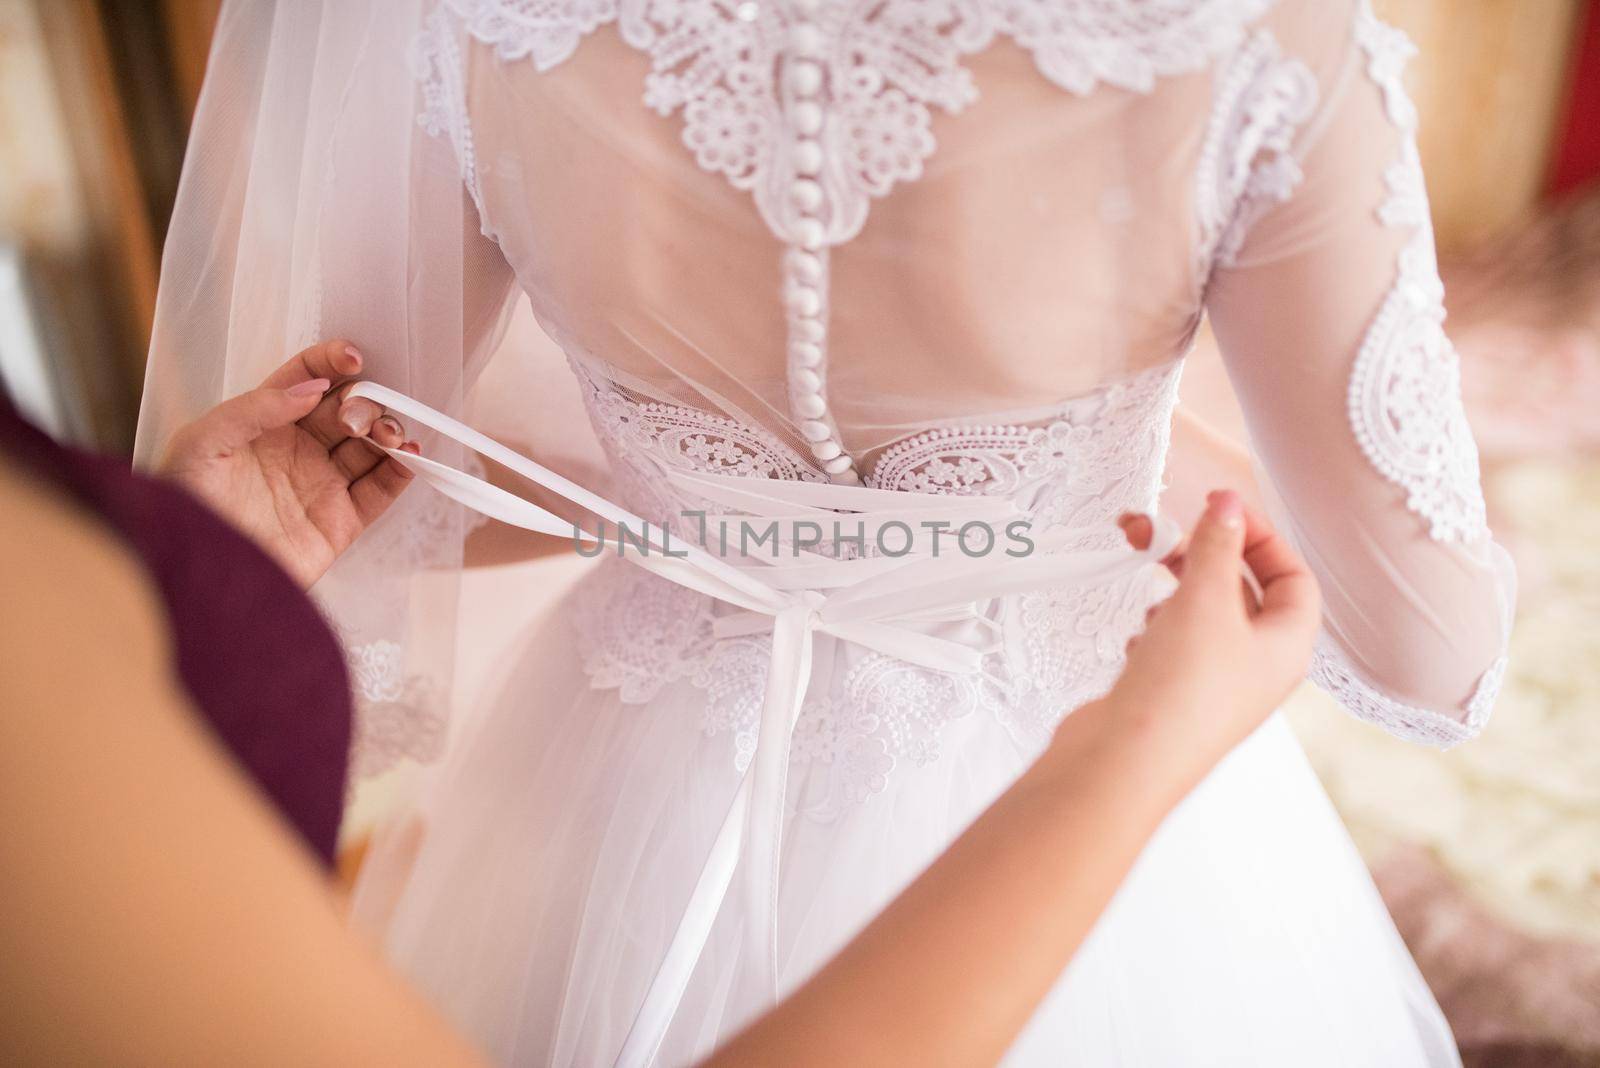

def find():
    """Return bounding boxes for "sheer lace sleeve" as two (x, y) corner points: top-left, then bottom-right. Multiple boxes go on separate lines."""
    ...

(1202, 0), (1516, 748)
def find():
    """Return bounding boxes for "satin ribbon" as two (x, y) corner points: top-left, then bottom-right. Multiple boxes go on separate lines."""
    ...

(345, 382), (1181, 1067)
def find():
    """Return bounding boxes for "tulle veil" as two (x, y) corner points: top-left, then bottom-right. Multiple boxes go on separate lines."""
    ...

(129, 0), (1297, 792)
(133, 0), (603, 786)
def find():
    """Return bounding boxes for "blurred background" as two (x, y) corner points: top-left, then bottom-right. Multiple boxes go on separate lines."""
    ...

(1, 1), (1596, 1064)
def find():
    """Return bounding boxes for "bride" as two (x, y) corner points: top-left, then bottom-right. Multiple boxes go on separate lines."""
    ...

(137, 0), (1516, 1063)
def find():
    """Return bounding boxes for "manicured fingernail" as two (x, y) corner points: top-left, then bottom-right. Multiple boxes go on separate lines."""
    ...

(1209, 490), (1242, 528)
(287, 377), (331, 398)
(342, 345), (363, 372)
(400, 441), (421, 454)
(338, 401), (374, 435)
(377, 416), (403, 438)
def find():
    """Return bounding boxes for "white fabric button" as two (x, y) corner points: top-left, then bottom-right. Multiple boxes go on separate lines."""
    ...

(788, 61), (822, 96)
(793, 139), (823, 175)
(795, 392), (827, 419)
(801, 420), (832, 442)
(791, 341), (823, 366)
(786, 284), (821, 318)
(823, 455), (854, 476)
(793, 368), (821, 393)
(792, 101), (823, 136)
(794, 319), (825, 342)
(787, 249), (822, 283)
(794, 217), (825, 250)
(791, 178), (823, 212)
(810, 439), (842, 461)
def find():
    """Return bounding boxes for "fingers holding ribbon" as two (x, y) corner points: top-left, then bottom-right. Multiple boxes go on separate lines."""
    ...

(268, 340), (420, 521)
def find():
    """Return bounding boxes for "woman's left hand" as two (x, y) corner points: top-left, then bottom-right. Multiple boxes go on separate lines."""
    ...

(158, 340), (416, 590)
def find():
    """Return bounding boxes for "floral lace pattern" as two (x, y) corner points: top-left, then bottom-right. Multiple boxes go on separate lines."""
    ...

(415, 9), (489, 231)
(868, 361), (1181, 525)
(409, 2), (1260, 793)
(423, 0), (1275, 245)
(1195, 28), (1317, 277)
(572, 363), (828, 525)
(407, 0), (1509, 787)
(345, 638), (452, 780)
(1348, 7), (1489, 545)
(567, 361), (1182, 811)
(333, 463), (488, 778)
(1287, 4), (1502, 748)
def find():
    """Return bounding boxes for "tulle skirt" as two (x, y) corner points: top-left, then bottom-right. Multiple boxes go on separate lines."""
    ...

(351, 594), (1461, 1067)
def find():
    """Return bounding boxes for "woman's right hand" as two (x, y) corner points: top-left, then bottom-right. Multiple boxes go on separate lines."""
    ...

(157, 340), (417, 590)
(711, 492), (1322, 1068)
(1090, 490), (1322, 781)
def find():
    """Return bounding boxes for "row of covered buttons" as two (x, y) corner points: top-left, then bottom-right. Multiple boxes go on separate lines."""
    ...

(781, 7), (858, 485)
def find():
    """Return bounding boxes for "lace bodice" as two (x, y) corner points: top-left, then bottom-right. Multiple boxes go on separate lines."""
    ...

(323, 0), (1517, 787)
(133, 6), (1524, 1059)
(568, 358), (1181, 812)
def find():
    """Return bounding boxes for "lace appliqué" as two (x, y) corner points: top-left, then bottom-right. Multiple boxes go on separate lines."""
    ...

(683, 634), (983, 818)
(1309, 635), (1505, 750)
(1195, 28), (1317, 276)
(345, 639), (452, 779)
(415, 9), (490, 232)
(423, 0), (1274, 245)
(792, 656), (981, 818)
(870, 360), (1181, 537)
(868, 363), (1183, 745)
(1349, 6), (1489, 544)
(569, 361), (1182, 803)
(1292, 8), (1502, 746)
(330, 468), (488, 779)
(568, 564), (987, 816)
(990, 560), (1175, 742)
(572, 362), (827, 523)
(571, 561), (718, 701)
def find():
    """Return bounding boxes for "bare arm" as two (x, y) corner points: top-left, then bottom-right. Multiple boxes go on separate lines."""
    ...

(0, 457), (486, 1067)
(708, 697), (1182, 1067)
(2, 462), (1307, 1065)
(709, 493), (1320, 1066)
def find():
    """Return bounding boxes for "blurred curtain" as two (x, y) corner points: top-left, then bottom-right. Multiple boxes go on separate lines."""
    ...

(0, 0), (214, 450)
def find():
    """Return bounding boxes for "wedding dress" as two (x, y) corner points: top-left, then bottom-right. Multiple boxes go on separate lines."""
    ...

(136, 0), (1516, 1064)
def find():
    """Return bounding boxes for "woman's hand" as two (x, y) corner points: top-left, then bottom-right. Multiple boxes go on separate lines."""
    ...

(709, 495), (1320, 1068)
(158, 340), (417, 590)
(1069, 490), (1322, 786)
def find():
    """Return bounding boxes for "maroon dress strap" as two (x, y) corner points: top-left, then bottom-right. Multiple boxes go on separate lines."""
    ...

(0, 394), (351, 866)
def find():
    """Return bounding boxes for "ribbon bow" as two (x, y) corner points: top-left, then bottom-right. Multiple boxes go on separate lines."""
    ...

(346, 381), (1179, 1067)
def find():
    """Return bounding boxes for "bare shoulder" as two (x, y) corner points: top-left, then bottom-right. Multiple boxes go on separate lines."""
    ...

(0, 454), (174, 711)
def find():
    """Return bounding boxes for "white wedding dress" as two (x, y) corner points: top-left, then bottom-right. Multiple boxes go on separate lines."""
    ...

(139, 0), (1516, 1064)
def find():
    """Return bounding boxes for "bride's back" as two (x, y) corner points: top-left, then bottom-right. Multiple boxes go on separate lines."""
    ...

(139, 0), (1514, 772)
(449, 1), (1335, 463)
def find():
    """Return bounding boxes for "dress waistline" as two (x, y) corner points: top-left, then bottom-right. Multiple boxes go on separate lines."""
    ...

(347, 382), (1180, 1067)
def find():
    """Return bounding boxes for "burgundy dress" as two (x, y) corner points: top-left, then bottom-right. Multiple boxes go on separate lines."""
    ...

(0, 392), (351, 865)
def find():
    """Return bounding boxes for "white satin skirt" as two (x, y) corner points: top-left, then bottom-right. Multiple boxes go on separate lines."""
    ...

(350, 590), (1461, 1067)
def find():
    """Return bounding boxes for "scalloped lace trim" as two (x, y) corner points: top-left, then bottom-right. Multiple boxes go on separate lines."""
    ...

(1348, 4), (1489, 544)
(1308, 635), (1505, 750)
